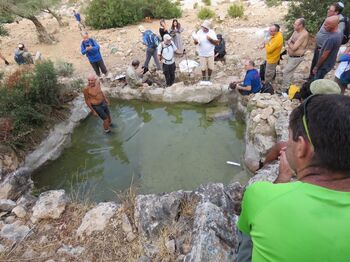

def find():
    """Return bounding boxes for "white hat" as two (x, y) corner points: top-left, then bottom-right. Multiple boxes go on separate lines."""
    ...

(138, 25), (145, 33)
(164, 34), (172, 41)
(337, 2), (344, 8)
(201, 20), (211, 29)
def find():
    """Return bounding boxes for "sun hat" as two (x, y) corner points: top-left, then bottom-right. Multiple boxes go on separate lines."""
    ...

(164, 34), (172, 41)
(310, 79), (341, 95)
(201, 20), (211, 29)
(138, 25), (145, 33)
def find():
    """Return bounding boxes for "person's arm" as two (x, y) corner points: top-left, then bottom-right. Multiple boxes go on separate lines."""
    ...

(80, 42), (87, 55)
(157, 44), (162, 62)
(237, 85), (252, 91)
(274, 150), (294, 183)
(288, 33), (307, 52)
(83, 88), (97, 115)
(313, 50), (331, 74)
(91, 39), (100, 52)
(207, 35), (219, 46)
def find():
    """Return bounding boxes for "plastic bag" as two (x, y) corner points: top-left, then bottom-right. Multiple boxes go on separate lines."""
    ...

(179, 59), (199, 73)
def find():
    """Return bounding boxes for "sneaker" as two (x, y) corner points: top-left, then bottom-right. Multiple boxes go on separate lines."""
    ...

(199, 81), (206, 85)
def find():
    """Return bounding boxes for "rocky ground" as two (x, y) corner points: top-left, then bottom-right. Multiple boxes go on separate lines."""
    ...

(0, 0), (342, 261)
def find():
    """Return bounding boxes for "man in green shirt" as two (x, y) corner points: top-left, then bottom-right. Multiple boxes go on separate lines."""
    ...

(237, 94), (350, 262)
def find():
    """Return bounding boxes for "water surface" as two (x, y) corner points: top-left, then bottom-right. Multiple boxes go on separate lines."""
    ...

(33, 100), (248, 201)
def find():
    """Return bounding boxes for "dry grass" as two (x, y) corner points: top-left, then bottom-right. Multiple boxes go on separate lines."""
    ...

(178, 196), (198, 218)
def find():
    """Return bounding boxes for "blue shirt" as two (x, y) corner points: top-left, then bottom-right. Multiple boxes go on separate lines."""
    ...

(142, 30), (158, 49)
(74, 13), (81, 22)
(81, 38), (103, 63)
(243, 69), (261, 94)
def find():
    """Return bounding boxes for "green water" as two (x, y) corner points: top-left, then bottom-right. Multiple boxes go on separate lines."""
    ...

(33, 100), (248, 202)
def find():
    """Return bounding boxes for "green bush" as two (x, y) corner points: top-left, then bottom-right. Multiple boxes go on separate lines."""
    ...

(86, 0), (181, 29)
(0, 60), (61, 146)
(265, 0), (281, 7)
(0, 24), (8, 36)
(285, 0), (350, 36)
(198, 7), (215, 20)
(55, 60), (74, 77)
(202, 0), (211, 6)
(228, 4), (244, 18)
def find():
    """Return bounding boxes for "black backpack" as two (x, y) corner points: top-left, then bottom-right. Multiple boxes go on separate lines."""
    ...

(340, 17), (350, 44)
(260, 82), (274, 95)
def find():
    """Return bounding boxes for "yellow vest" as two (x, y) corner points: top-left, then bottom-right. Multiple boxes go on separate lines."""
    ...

(265, 31), (284, 64)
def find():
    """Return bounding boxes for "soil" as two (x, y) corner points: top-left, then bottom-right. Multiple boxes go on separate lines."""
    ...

(0, 1), (290, 82)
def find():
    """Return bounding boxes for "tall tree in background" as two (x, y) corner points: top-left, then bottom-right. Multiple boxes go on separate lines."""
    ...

(0, 0), (55, 44)
(36, 0), (65, 27)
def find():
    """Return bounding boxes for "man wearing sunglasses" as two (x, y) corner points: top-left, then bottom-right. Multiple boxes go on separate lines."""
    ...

(237, 94), (350, 261)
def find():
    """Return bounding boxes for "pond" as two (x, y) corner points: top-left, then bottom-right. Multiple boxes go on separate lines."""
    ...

(32, 100), (248, 202)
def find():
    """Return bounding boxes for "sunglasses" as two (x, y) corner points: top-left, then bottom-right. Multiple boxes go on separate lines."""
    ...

(302, 94), (318, 147)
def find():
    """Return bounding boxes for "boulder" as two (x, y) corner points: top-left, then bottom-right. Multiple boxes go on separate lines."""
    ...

(0, 223), (31, 243)
(135, 190), (187, 240)
(0, 168), (32, 201)
(12, 205), (27, 218)
(185, 202), (235, 262)
(31, 190), (67, 223)
(0, 199), (16, 212)
(76, 202), (119, 236)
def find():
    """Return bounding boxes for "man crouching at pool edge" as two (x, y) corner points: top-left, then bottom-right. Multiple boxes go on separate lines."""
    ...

(83, 74), (112, 133)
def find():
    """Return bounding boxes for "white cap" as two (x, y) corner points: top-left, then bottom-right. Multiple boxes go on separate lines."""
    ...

(164, 34), (172, 41)
(337, 2), (344, 8)
(138, 25), (145, 33)
(201, 20), (211, 29)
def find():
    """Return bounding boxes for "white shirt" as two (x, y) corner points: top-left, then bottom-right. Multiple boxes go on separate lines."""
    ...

(196, 29), (217, 57)
(157, 41), (177, 65)
(335, 61), (350, 78)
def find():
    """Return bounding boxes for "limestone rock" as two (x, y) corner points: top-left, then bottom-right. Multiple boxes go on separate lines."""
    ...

(185, 202), (235, 262)
(0, 199), (16, 212)
(4, 216), (15, 224)
(126, 232), (137, 242)
(0, 168), (32, 201)
(166, 239), (176, 254)
(12, 205), (27, 218)
(122, 213), (133, 234)
(31, 190), (67, 223)
(0, 223), (31, 243)
(57, 244), (85, 257)
(77, 202), (119, 236)
(135, 190), (187, 240)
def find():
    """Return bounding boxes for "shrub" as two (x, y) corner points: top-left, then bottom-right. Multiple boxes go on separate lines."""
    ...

(202, 0), (211, 6)
(55, 60), (74, 77)
(0, 24), (8, 36)
(228, 4), (244, 18)
(198, 7), (215, 20)
(265, 0), (281, 7)
(70, 78), (85, 91)
(285, 0), (350, 36)
(86, 0), (181, 29)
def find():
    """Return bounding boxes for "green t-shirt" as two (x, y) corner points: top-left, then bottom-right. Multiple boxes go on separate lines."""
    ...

(237, 181), (350, 262)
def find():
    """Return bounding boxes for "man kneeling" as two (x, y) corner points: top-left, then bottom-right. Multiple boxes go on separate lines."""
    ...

(236, 94), (350, 261)
(231, 60), (261, 95)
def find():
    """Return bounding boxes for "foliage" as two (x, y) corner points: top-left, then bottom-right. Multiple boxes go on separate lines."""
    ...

(202, 0), (211, 6)
(0, 24), (8, 36)
(198, 7), (215, 20)
(228, 3), (244, 18)
(70, 78), (85, 91)
(265, 0), (282, 7)
(86, 0), (181, 29)
(55, 60), (74, 77)
(0, 60), (60, 147)
(285, 0), (350, 35)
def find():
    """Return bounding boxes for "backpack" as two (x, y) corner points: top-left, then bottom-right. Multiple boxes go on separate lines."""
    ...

(14, 52), (25, 65)
(260, 82), (274, 95)
(340, 17), (350, 44)
(340, 62), (350, 85)
(145, 31), (160, 48)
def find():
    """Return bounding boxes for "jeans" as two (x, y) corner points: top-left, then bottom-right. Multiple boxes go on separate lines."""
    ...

(144, 47), (161, 70)
(309, 47), (320, 78)
(163, 62), (176, 86)
(314, 67), (330, 80)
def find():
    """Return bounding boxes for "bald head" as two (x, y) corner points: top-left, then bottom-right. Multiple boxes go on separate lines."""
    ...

(87, 74), (97, 87)
(324, 16), (339, 32)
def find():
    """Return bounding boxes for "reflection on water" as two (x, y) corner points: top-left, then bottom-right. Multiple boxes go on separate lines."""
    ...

(33, 100), (248, 202)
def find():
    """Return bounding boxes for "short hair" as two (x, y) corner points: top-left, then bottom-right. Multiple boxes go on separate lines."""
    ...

(298, 18), (306, 27)
(334, 2), (344, 14)
(273, 24), (280, 32)
(247, 60), (255, 67)
(289, 95), (350, 173)
(132, 59), (140, 66)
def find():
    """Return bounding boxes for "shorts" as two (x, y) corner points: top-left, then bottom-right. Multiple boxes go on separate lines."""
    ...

(92, 101), (110, 120)
(200, 56), (214, 71)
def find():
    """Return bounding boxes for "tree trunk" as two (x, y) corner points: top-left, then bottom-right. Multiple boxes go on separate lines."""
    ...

(46, 8), (65, 27)
(27, 16), (55, 44)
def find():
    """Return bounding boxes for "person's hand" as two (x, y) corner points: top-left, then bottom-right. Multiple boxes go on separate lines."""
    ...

(312, 67), (318, 75)
(86, 46), (93, 51)
(276, 149), (294, 183)
(4, 60), (9, 65)
(207, 35), (212, 41)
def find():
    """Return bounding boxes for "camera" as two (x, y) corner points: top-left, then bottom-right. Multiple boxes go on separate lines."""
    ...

(229, 82), (237, 90)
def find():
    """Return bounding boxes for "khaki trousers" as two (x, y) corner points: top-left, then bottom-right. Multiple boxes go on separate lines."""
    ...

(282, 56), (304, 91)
(265, 63), (277, 83)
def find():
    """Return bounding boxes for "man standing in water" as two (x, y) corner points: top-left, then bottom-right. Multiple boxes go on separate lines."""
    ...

(83, 74), (112, 133)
